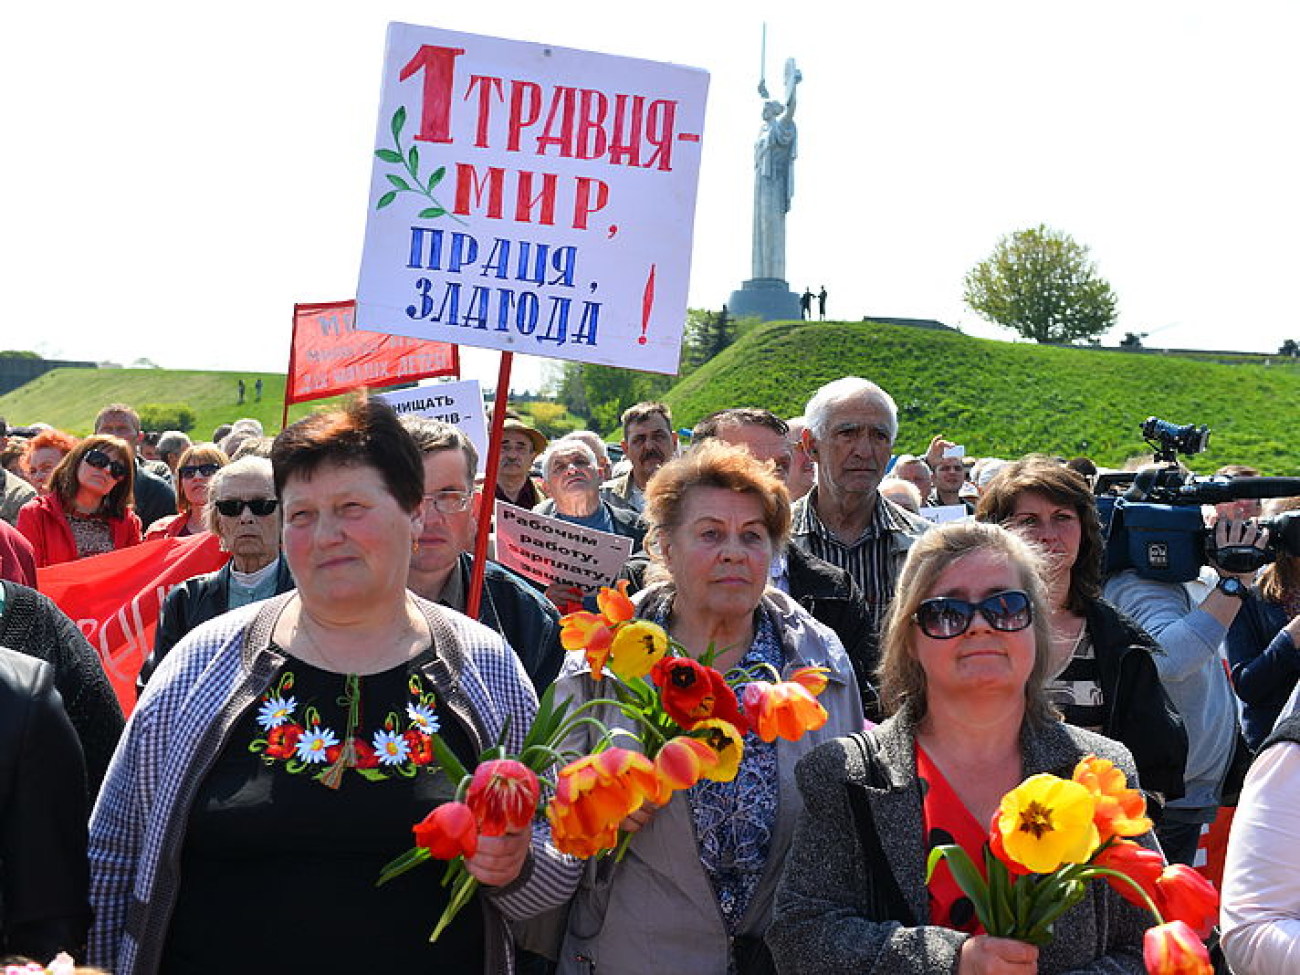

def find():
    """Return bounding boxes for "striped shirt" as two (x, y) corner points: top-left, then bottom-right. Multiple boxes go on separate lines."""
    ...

(791, 489), (928, 645)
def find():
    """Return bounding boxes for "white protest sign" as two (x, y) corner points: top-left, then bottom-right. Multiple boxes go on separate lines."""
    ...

(356, 23), (709, 374)
(377, 379), (489, 475)
(494, 500), (632, 594)
(918, 505), (971, 525)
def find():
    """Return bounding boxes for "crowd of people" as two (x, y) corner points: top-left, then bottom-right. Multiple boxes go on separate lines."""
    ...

(0, 375), (1297, 974)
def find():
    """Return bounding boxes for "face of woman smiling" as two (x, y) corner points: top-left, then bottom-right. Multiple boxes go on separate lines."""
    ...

(280, 461), (423, 615)
(660, 487), (774, 624)
(913, 549), (1037, 709)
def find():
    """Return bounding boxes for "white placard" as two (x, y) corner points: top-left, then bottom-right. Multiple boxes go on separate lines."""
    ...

(494, 500), (632, 594)
(918, 505), (971, 525)
(356, 23), (709, 375)
(378, 379), (489, 475)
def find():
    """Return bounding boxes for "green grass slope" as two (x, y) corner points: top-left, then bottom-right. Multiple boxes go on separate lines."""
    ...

(0, 369), (348, 438)
(664, 320), (1300, 473)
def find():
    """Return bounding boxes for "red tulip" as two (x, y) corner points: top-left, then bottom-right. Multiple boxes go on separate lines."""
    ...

(1155, 864), (1220, 941)
(413, 802), (479, 860)
(1091, 839), (1165, 909)
(596, 580), (636, 624)
(651, 657), (749, 734)
(741, 680), (828, 742)
(465, 759), (541, 837)
(1143, 920), (1212, 975)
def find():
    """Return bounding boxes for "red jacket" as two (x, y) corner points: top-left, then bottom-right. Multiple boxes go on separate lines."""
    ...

(15, 494), (142, 568)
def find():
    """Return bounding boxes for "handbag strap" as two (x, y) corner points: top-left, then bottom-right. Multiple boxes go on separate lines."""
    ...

(846, 731), (916, 925)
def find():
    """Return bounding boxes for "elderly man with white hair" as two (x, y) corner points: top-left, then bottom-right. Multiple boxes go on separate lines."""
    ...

(793, 377), (930, 668)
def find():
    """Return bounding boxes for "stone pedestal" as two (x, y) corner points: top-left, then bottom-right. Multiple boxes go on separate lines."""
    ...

(727, 278), (803, 322)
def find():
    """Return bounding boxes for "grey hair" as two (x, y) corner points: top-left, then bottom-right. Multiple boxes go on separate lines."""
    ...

(155, 430), (192, 460)
(558, 430), (609, 464)
(804, 377), (898, 442)
(540, 438), (599, 481)
(203, 455), (276, 534)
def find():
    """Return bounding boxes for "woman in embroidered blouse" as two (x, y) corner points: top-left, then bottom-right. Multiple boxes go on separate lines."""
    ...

(142, 443), (228, 539)
(16, 435), (141, 567)
(974, 456), (1187, 806)
(768, 520), (1155, 975)
(550, 441), (864, 975)
(88, 397), (571, 975)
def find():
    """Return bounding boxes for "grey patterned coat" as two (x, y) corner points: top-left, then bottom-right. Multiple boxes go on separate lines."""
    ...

(767, 712), (1153, 974)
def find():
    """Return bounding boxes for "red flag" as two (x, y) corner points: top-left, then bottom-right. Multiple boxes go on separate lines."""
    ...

(37, 533), (230, 714)
(287, 300), (459, 404)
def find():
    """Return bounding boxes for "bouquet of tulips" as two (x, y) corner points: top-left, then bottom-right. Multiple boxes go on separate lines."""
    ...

(381, 582), (832, 940)
(927, 755), (1219, 975)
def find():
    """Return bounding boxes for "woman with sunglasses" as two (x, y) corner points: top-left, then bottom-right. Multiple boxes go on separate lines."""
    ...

(143, 444), (229, 539)
(769, 521), (1155, 974)
(975, 457), (1187, 809)
(136, 456), (294, 694)
(16, 435), (141, 567)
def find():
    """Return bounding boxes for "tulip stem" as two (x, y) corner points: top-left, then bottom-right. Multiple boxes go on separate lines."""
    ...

(1077, 866), (1166, 925)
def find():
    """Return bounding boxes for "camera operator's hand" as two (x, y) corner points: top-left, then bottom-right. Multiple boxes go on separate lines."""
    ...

(1203, 517), (1269, 627)
(1209, 517), (1269, 582)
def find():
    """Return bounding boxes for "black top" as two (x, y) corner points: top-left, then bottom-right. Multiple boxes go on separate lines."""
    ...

(160, 649), (484, 973)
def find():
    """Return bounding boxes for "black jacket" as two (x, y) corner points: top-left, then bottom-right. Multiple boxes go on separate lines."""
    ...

(137, 558), (296, 695)
(131, 459), (176, 529)
(0, 581), (124, 798)
(462, 553), (564, 693)
(0, 647), (90, 959)
(1084, 597), (1189, 803)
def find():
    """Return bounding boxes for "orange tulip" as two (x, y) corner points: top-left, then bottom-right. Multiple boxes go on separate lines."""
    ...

(559, 611), (615, 677)
(464, 759), (540, 837)
(1093, 839), (1164, 909)
(654, 734), (717, 797)
(1072, 755), (1152, 842)
(1155, 864), (1219, 940)
(596, 579), (636, 624)
(413, 801), (479, 860)
(1143, 920), (1212, 975)
(788, 665), (830, 696)
(546, 748), (660, 857)
(741, 680), (829, 742)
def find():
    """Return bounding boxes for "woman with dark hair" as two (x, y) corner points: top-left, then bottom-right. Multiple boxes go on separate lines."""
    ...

(16, 435), (141, 567)
(89, 396), (570, 975)
(975, 456), (1187, 805)
(1226, 496), (1300, 751)
(768, 521), (1155, 974)
(550, 440), (863, 974)
(143, 444), (228, 539)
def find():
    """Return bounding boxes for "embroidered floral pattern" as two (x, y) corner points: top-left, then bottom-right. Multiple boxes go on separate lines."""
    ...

(249, 670), (441, 785)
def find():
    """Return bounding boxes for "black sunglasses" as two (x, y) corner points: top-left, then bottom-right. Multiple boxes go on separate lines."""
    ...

(180, 463), (221, 480)
(913, 590), (1033, 640)
(84, 448), (129, 480)
(214, 498), (279, 517)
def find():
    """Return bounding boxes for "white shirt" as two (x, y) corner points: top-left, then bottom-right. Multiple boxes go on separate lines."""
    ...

(1221, 741), (1300, 975)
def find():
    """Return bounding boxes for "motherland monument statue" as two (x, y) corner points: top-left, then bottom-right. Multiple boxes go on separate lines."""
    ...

(729, 34), (804, 322)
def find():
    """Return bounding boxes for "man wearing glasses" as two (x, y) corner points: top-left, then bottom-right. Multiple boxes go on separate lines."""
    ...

(401, 415), (563, 693)
(136, 456), (293, 695)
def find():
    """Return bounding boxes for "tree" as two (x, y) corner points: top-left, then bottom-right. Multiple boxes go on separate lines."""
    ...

(1119, 332), (1145, 349)
(1279, 339), (1298, 357)
(963, 225), (1118, 344)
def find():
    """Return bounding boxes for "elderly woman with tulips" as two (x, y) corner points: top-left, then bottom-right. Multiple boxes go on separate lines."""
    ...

(543, 440), (864, 975)
(767, 521), (1218, 975)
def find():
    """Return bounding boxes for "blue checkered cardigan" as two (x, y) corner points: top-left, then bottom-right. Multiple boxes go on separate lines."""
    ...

(88, 592), (579, 975)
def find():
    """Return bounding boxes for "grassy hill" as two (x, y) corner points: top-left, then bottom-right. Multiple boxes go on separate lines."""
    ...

(0, 369), (349, 438)
(664, 320), (1300, 473)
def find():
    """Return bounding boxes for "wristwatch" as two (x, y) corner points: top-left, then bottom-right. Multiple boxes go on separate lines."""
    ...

(1217, 576), (1248, 599)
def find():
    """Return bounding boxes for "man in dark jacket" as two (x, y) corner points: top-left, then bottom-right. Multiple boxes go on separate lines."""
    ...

(94, 403), (176, 528)
(401, 415), (564, 693)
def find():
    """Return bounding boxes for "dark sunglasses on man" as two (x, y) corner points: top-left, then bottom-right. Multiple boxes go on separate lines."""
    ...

(85, 448), (130, 480)
(912, 590), (1033, 640)
(179, 463), (221, 480)
(213, 498), (279, 517)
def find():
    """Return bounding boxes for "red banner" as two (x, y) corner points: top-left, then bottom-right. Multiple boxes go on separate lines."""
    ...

(37, 534), (231, 715)
(288, 300), (460, 403)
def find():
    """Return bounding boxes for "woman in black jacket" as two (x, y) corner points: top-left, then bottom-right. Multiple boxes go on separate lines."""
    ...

(976, 456), (1188, 804)
(0, 646), (90, 959)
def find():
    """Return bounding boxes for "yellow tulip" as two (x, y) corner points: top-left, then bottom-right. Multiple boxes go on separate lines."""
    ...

(608, 620), (668, 681)
(995, 773), (1099, 874)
